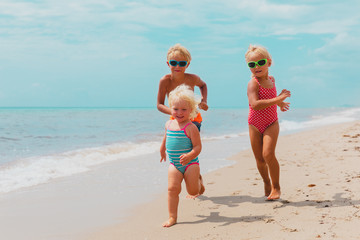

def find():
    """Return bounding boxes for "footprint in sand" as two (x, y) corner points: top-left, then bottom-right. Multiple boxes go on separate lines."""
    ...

(264, 218), (275, 223)
(343, 134), (360, 138)
(283, 227), (298, 232)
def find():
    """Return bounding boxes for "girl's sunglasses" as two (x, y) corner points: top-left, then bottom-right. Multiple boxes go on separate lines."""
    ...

(169, 60), (188, 67)
(247, 59), (267, 68)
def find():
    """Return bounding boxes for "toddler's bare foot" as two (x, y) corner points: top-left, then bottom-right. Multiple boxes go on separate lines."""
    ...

(186, 194), (198, 199)
(162, 217), (177, 227)
(267, 188), (281, 200)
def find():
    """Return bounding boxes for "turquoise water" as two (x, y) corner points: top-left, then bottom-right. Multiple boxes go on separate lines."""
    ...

(0, 107), (359, 194)
(0, 108), (167, 163)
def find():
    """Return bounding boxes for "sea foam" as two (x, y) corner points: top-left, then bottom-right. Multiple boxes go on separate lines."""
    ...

(0, 141), (160, 193)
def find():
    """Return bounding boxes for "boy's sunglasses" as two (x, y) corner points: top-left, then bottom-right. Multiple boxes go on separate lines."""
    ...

(169, 60), (188, 67)
(247, 59), (267, 68)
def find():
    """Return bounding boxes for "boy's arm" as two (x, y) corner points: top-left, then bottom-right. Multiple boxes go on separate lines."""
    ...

(157, 77), (171, 115)
(195, 76), (208, 111)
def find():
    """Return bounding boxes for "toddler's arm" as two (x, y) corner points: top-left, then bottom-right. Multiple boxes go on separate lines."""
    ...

(160, 126), (167, 162)
(179, 124), (201, 165)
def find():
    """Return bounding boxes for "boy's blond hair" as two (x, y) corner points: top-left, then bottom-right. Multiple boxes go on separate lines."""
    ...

(245, 44), (272, 62)
(168, 84), (200, 119)
(167, 43), (192, 62)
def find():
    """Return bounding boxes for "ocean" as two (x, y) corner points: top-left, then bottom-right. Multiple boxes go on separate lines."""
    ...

(1, 107), (360, 195)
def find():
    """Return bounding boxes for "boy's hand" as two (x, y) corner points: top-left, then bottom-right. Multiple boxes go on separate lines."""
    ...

(198, 101), (208, 111)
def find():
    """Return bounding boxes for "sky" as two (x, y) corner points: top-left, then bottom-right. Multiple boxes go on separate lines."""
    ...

(0, 0), (359, 109)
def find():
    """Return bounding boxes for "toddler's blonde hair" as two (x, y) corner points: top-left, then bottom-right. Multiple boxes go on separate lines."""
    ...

(167, 43), (192, 62)
(245, 44), (272, 62)
(168, 84), (200, 120)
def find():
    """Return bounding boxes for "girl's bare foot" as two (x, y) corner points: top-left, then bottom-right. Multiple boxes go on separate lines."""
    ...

(162, 217), (177, 227)
(267, 188), (281, 200)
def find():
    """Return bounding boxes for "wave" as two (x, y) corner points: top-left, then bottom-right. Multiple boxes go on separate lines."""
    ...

(0, 141), (160, 194)
(202, 132), (248, 141)
(280, 107), (360, 132)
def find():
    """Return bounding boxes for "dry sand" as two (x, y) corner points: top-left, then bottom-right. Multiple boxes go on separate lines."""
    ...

(85, 121), (360, 240)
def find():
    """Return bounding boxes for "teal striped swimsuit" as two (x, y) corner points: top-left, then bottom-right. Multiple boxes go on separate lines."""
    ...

(166, 121), (199, 174)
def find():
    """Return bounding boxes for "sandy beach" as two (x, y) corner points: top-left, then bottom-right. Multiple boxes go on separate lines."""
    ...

(85, 121), (360, 240)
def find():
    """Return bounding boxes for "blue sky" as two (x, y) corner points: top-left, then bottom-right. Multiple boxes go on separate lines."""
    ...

(0, 0), (359, 108)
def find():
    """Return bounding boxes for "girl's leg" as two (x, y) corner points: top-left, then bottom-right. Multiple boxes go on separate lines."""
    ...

(263, 121), (281, 200)
(249, 125), (271, 196)
(183, 164), (204, 199)
(163, 164), (183, 227)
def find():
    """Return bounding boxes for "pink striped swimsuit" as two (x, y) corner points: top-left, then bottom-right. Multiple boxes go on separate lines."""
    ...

(248, 77), (278, 134)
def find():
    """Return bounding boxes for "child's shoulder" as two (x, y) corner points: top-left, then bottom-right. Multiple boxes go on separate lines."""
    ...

(185, 73), (200, 79)
(159, 74), (173, 89)
(160, 74), (172, 82)
(184, 73), (203, 85)
(184, 122), (199, 135)
(164, 120), (175, 131)
(248, 77), (258, 85)
(165, 119), (172, 127)
(247, 78), (259, 93)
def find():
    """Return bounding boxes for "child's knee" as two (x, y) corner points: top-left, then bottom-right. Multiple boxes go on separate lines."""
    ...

(262, 150), (275, 161)
(168, 185), (181, 195)
(187, 188), (199, 196)
(255, 156), (266, 164)
(186, 181), (201, 195)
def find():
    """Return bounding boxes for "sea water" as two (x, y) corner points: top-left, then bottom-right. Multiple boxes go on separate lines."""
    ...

(0, 107), (360, 195)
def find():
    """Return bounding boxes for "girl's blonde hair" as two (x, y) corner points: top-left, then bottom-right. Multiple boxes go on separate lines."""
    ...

(245, 44), (272, 61)
(167, 43), (192, 62)
(168, 84), (200, 119)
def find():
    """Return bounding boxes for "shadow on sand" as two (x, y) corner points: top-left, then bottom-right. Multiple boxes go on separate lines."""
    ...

(179, 212), (272, 226)
(178, 193), (360, 226)
(198, 192), (360, 209)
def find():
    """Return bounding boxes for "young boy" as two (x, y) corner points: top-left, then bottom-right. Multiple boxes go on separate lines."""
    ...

(157, 43), (208, 130)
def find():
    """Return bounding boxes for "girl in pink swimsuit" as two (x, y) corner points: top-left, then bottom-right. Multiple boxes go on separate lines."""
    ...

(248, 76), (278, 134)
(245, 44), (291, 200)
